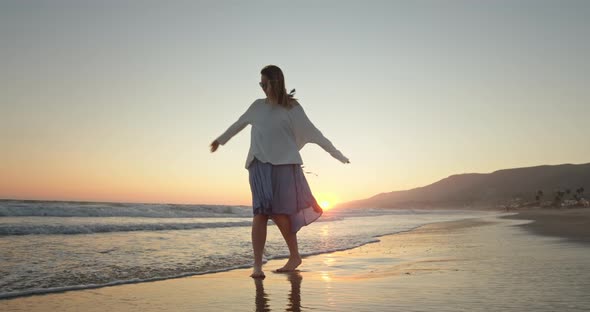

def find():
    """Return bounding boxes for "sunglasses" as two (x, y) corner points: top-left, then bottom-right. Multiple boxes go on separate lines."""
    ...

(259, 80), (277, 89)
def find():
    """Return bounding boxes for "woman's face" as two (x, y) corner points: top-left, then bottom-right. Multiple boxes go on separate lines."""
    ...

(260, 75), (271, 96)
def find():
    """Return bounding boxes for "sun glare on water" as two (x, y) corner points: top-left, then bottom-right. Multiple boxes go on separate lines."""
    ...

(320, 201), (332, 210)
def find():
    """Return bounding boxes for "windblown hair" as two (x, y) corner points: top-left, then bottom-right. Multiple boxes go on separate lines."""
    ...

(260, 65), (298, 109)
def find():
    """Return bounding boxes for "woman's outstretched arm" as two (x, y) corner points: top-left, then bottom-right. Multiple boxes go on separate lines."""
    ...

(290, 103), (350, 164)
(213, 100), (256, 147)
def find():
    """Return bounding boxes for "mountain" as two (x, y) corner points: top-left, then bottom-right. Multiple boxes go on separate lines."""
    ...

(334, 163), (590, 210)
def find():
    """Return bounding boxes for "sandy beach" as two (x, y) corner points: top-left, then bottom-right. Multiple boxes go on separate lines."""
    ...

(2, 210), (589, 312)
(502, 207), (590, 245)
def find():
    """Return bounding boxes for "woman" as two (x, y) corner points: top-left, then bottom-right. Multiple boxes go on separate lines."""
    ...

(210, 65), (350, 278)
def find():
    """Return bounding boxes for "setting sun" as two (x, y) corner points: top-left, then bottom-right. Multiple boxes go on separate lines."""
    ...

(315, 193), (339, 211)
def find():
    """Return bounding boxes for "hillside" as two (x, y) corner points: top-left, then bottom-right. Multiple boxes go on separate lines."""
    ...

(334, 163), (590, 210)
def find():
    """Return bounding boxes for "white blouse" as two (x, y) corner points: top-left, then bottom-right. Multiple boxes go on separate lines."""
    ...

(215, 98), (349, 169)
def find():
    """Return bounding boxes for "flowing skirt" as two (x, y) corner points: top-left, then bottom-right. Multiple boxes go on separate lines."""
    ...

(248, 157), (323, 233)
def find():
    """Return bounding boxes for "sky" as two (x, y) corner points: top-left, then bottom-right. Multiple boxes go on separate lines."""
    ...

(1, 0), (589, 207)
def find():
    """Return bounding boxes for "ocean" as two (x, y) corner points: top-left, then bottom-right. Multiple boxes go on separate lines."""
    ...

(0, 199), (496, 299)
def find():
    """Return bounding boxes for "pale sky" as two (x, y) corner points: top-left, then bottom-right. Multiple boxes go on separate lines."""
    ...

(1, 0), (589, 207)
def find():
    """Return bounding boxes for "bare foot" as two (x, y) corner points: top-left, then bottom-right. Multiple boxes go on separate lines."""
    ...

(274, 256), (302, 272)
(250, 266), (265, 278)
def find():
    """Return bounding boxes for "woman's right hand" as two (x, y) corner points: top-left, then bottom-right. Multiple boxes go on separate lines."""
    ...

(210, 140), (220, 153)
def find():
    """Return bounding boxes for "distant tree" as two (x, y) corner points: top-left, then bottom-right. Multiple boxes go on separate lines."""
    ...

(575, 187), (585, 202)
(535, 190), (544, 202)
(553, 190), (565, 208)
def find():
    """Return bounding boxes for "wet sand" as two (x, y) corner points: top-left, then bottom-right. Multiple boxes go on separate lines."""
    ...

(2, 214), (589, 311)
(502, 207), (590, 244)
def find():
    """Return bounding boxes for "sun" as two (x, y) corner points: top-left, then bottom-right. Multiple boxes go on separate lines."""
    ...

(315, 193), (339, 211)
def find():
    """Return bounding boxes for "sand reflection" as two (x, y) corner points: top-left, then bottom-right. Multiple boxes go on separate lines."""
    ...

(254, 278), (270, 312)
(254, 272), (302, 312)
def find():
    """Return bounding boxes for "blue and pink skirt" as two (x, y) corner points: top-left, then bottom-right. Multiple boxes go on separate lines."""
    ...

(248, 157), (323, 233)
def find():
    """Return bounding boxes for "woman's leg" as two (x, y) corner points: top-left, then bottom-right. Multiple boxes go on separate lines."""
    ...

(272, 214), (302, 271)
(251, 214), (269, 278)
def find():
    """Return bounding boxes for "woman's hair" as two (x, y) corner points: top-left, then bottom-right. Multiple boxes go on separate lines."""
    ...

(260, 65), (298, 109)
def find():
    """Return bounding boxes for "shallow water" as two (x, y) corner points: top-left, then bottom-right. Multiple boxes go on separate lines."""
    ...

(3, 216), (587, 312)
(0, 200), (493, 299)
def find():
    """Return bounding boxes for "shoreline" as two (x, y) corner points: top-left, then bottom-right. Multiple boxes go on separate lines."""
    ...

(2, 217), (497, 308)
(2, 213), (589, 311)
(0, 215), (489, 301)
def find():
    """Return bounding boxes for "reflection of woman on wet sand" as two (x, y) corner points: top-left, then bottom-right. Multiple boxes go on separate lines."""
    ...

(254, 278), (270, 312)
(211, 65), (349, 278)
(286, 272), (302, 312)
(254, 272), (302, 312)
